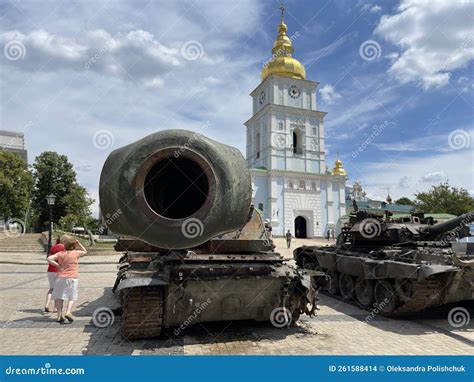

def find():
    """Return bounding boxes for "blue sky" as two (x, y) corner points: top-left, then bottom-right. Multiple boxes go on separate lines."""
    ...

(1, 0), (473, 215)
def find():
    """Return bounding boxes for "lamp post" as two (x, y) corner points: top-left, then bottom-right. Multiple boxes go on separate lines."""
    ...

(46, 194), (56, 254)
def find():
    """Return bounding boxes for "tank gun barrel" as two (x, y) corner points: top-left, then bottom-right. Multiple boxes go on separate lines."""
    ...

(99, 129), (252, 249)
(422, 211), (474, 239)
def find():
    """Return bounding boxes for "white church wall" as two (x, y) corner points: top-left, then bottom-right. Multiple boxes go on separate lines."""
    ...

(320, 181), (328, 235)
(274, 176), (285, 236)
(283, 190), (321, 238)
(252, 175), (268, 214)
(287, 157), (305, 172)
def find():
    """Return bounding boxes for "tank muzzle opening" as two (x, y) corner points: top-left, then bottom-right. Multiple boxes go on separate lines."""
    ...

(144, 157), (210, 219)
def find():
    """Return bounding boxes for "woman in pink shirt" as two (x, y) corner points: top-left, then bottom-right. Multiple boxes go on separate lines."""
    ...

(47, 239), (87, 323)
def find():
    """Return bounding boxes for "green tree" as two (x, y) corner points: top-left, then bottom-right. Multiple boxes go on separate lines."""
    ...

(414, 182), (474, 216)
(395, 197), (414, 206)
(31, 151), (94, 231)
(0, 150), (33, 222)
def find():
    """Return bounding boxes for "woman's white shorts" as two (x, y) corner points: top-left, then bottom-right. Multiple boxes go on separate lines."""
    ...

(47, 272), (58, 289)
(52, 278), (78, 301)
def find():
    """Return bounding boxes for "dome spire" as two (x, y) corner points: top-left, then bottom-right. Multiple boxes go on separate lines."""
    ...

(332, 153), (347, 177)
(261, 3), (306, 81)
(279, 1), (285, 24)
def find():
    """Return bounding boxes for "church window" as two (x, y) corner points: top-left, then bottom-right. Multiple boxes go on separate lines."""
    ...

(293, 128), (302, 155)
(311, 182), (316, 190)
(288, 181), (293, 189)
(299, 180), (305, 189)
(278, 121), (284, 130)
(312, 127), (317, 136)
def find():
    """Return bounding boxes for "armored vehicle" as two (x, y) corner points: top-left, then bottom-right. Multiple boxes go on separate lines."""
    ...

(100, 130), (319, 339)
(294, 206), (474, 316)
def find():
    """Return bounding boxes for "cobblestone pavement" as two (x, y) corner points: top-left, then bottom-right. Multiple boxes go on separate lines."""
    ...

(0, 243), (472, 355)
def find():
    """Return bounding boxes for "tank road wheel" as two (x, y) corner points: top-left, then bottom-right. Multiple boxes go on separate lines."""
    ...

(121, 287), (164, 339)
(354, 278), (374, 307)
(374, 281), (399, 315)
(395, 279), (414, 303)
(326, 270), (340, 296)
(339, 274), (355, 301)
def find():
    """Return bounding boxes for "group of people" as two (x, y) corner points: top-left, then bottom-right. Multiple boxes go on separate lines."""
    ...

(45, 237), (87, 323)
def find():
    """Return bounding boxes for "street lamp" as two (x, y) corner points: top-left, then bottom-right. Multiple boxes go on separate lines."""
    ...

(46, 194), (56, 254)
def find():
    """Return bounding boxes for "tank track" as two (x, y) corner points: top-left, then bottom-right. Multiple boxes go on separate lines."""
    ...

(322, 278), (443, 317)
(121, 286), (164, 339)
(391, 279), (443, 316)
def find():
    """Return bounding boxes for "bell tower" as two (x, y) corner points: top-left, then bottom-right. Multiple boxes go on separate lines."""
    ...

(245, 4), (347, 238)
(244, 4), (328, 175)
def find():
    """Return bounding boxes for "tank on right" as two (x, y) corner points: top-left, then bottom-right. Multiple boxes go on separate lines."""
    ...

(294, 204), (474, 316)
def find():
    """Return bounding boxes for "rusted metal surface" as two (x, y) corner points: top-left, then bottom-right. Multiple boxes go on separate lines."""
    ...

(99, 130), (319, 339)
(295, 209), (474, 316)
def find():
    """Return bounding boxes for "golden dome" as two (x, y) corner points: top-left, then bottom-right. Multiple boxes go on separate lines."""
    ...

(261, 13), (306, 81)
(332, 159), (347, 177)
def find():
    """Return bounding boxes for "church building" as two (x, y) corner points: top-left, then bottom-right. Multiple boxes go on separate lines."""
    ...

(245, 7), (347, 238)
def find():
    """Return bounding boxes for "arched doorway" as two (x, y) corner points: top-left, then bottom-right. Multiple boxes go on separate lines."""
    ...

(294, 216), (307, 238)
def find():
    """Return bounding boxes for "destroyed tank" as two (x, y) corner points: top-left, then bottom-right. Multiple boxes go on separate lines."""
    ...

(294, 205), (474, 316)
(100, 129), (320, 339)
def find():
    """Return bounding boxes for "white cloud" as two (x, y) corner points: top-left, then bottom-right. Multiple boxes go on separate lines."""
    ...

(375, 0), (474, 89)
(319, 84), (342, 104)
(357, 149), (474, 200)
(375, 129), (474, 153)
(0, 29), (184, 86)
(421, 171), (447, 182)
(371, 5), (382, 13)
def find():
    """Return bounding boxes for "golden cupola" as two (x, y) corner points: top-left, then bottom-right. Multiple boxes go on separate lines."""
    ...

(261, 6), (306, 82)
(332, 158), (347, 177)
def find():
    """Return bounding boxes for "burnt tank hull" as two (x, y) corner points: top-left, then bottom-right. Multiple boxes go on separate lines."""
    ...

(100, 130), (320, 339)
(294, 209), (474, 316)
(295, 242), (474, 316)
(114, 210), (319, 339)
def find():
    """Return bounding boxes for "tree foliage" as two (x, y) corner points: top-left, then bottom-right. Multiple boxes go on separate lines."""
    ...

(31, 151), (94, 231)
(414, 182), (474, 216)
(0, 150), (33, 221)
(395, 197), (414, 206)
